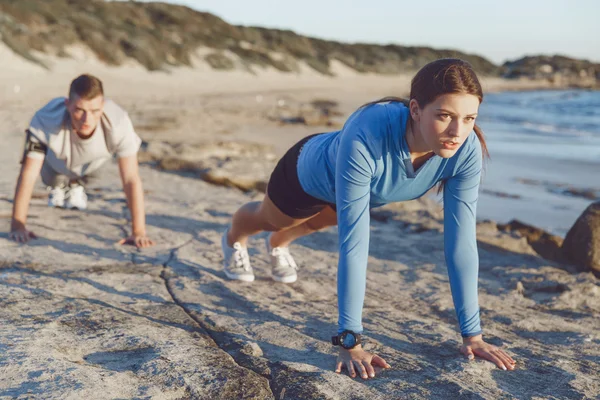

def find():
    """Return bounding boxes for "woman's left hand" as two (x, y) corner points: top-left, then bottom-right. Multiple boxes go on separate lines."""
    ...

(460, 334), (516, 371)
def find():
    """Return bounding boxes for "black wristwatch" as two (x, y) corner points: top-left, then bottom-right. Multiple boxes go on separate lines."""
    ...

(331, 330), (361, 350)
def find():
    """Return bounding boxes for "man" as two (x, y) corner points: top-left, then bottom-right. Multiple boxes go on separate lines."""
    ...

(9, 74), (154, 248)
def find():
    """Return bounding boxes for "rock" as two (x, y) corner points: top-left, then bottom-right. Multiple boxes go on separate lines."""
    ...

(266, 98), (344, 128)
(242, 342), (264, 357)
(502, 55), (599, 88)
(140, 140), (275, 193)
(0, 262), (274, 399)
(562, 202), (600, 274)
(497, 219), (564, 262)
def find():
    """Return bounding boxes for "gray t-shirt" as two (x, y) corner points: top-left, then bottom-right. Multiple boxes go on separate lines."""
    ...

(25, 97), (142, 178)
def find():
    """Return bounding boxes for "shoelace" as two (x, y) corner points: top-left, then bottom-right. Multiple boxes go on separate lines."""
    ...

(232, 243), (251, 271)
(272, 247), (297, 269)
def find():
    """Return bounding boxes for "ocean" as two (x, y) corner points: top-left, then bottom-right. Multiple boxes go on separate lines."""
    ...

(476, 89), (600, 236)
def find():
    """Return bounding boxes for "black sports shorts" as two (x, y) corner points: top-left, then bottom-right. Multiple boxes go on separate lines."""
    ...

(267, 134), (335, 219)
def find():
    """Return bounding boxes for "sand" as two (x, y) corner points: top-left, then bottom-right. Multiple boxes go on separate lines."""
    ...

(0, 44), (598, 399)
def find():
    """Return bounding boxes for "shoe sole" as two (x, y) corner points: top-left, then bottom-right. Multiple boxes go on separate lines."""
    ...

(224, 270), (255, 282)
(65, 204), (87, 210)
(273, 274), (297, 283)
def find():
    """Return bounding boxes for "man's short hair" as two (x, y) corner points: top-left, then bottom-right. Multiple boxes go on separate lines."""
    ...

(69, 74), (104, 100)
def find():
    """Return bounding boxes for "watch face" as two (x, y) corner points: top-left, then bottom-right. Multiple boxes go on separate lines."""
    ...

(341, 332), (356, 348)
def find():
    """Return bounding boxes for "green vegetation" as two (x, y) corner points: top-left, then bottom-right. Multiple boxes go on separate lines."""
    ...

(6, 0), (593, 80)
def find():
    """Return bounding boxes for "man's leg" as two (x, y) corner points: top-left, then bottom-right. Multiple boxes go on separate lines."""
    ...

(74, 158), (110, 187)
(66, 160), (109, 210)
(40, 161), (70, 188)
(40, 162), (70, 208)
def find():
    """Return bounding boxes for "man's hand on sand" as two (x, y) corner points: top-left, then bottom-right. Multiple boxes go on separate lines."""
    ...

(118, 234), (155, 248)
(335, 345), (391, 379)
(461, 334), (516, 371)
(9, 228), (37, 243)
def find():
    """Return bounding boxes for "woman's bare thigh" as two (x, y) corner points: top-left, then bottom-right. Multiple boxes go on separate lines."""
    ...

(258, 193), (315, 231)
(305, 205), (338, 230)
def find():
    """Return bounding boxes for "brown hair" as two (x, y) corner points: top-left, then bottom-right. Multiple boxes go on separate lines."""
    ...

(362, 58), (489, 160)
(68, 74), (104, 100)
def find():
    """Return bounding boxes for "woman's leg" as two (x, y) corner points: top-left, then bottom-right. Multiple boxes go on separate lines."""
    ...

(269, 206), (337, 248)
(261, 205), (336, 283)
(222, 192), (315, 281)
(227, 193), (313, 247)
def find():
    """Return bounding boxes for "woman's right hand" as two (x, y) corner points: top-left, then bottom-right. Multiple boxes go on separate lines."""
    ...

(9, 227), (37, 243)
(335, 344), (391, 379)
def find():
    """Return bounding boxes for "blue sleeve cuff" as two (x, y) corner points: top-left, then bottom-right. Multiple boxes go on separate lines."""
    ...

(461, 330), (483, 338)
(338, 326), (364, 335)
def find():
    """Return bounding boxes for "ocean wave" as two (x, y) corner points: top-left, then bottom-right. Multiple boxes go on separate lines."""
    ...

(479, 90), (600, 139)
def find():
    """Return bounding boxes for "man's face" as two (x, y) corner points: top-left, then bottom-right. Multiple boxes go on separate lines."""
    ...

(65, 95), (104, 137)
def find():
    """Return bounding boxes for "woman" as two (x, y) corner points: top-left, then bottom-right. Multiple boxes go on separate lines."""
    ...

(221, 58), (516, 378)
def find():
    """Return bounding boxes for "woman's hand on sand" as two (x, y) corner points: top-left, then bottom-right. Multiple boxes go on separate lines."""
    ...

(461, 334), (516, 371)
(335, 345), (391, 379)
(9, 227), (37, 244)
(118, 234), (155, 248)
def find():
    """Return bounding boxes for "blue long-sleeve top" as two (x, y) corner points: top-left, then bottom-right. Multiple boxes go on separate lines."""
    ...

(297, 102), (483, 338)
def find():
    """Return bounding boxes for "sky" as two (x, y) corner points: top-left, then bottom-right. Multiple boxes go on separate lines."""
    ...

(131, 0), (600, 65)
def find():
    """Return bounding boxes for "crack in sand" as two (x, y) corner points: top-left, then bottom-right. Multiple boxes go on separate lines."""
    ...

(155, 245), (276, 398)
(155, 243), (277, 398)
(99, 197), (276, 394)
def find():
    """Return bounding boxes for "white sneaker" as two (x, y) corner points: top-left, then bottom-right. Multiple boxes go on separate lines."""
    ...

(266, 234), (298, 283)
(65, 185), (88, 210)
(221, 229), (255, 282)
(48, 186), (66, 208)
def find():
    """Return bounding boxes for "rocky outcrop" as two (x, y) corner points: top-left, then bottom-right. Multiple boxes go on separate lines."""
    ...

(562, 202), (600, 274)
(138, 140), (278, 193)
(266, 99), (344, 128)
(502, 55), (600, 88)
(497, 219), (564, 262)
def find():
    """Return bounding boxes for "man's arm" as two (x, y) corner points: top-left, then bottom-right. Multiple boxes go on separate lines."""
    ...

(117, 155), (154, 248)
(10, 156), (44, 243)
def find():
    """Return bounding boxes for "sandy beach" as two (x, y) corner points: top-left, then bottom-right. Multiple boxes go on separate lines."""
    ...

(0, 45), (599, 399)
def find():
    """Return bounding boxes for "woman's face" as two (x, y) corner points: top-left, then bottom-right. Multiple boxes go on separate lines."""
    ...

(411, 93), (480, 158)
